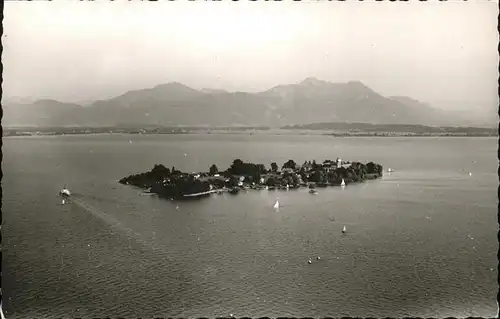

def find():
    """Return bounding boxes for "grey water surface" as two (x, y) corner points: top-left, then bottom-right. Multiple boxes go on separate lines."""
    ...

(2, 134), (498, 318)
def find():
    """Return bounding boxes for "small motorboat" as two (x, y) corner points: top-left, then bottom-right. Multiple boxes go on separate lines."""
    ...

(59, 187), (71, 198)
(308, 258), (312, 264)
(387, 168), (394, 173)
(309, 189), (318, 195)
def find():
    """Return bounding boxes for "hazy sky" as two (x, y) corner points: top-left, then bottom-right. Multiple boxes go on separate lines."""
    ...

(3, 1), (498, 111)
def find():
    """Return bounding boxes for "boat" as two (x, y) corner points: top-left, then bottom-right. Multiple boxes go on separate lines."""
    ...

(273, 198), (280, 210)
(59, 187), (71, 197)
(387, 168), (394, 173)
(342, 225), (347, 233)
(309, 189), (318, 195)
(340, 179), (346, 187)
(229, 187), (240, 195)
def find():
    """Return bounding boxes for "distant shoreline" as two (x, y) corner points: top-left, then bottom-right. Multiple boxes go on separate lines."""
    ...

(3, 127), (497, 138)
(3, 131), (496, 138)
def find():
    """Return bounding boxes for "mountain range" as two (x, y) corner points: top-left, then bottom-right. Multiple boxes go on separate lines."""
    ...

(2, 78), (495, 128)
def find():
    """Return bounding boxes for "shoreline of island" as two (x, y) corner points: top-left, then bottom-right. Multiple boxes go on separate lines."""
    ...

(119, 158), (384, 200)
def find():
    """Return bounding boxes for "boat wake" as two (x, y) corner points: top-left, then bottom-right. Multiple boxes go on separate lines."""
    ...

(68, 195), (208, 290)
(69, 195), (152, 249)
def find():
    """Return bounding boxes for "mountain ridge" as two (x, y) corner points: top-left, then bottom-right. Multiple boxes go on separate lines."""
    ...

(3, 78), (492, 127)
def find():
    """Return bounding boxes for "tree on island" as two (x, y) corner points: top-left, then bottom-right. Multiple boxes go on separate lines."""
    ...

(228, 159), (244, 175)
(227, 159), (265, 182)
(312, 160), (319, 171)
(300, 171), (308, 182)
(266, 176), (278, 186)
(257, 164), (267, 174)
(282, 159), (297, 170)
(327, 171), (338, 183)
(310, 170), (325, 183)
(209, 164), (219, 175)
(171, 166), (181, 175)
(336, 166), (347, 178)
(151, 164), (171, 177)
(366, 162), (383, 175)
(271, 162), (279, 172)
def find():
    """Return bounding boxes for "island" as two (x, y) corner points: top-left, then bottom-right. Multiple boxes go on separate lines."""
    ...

(119, 158), (383, 200)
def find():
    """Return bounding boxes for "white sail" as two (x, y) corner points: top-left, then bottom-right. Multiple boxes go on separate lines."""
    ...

(273, 199), (280, 209)
(342, 225), (347, 232)
(341, 179), (346, 187)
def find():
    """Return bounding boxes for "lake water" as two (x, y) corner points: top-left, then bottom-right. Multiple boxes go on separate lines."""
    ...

(2, 134), (498, 318)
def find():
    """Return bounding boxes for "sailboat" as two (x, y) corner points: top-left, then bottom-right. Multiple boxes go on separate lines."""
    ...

(342, 225), (347, 233)
(340, 179), (346, 187)
(273, 198), (280, 210)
